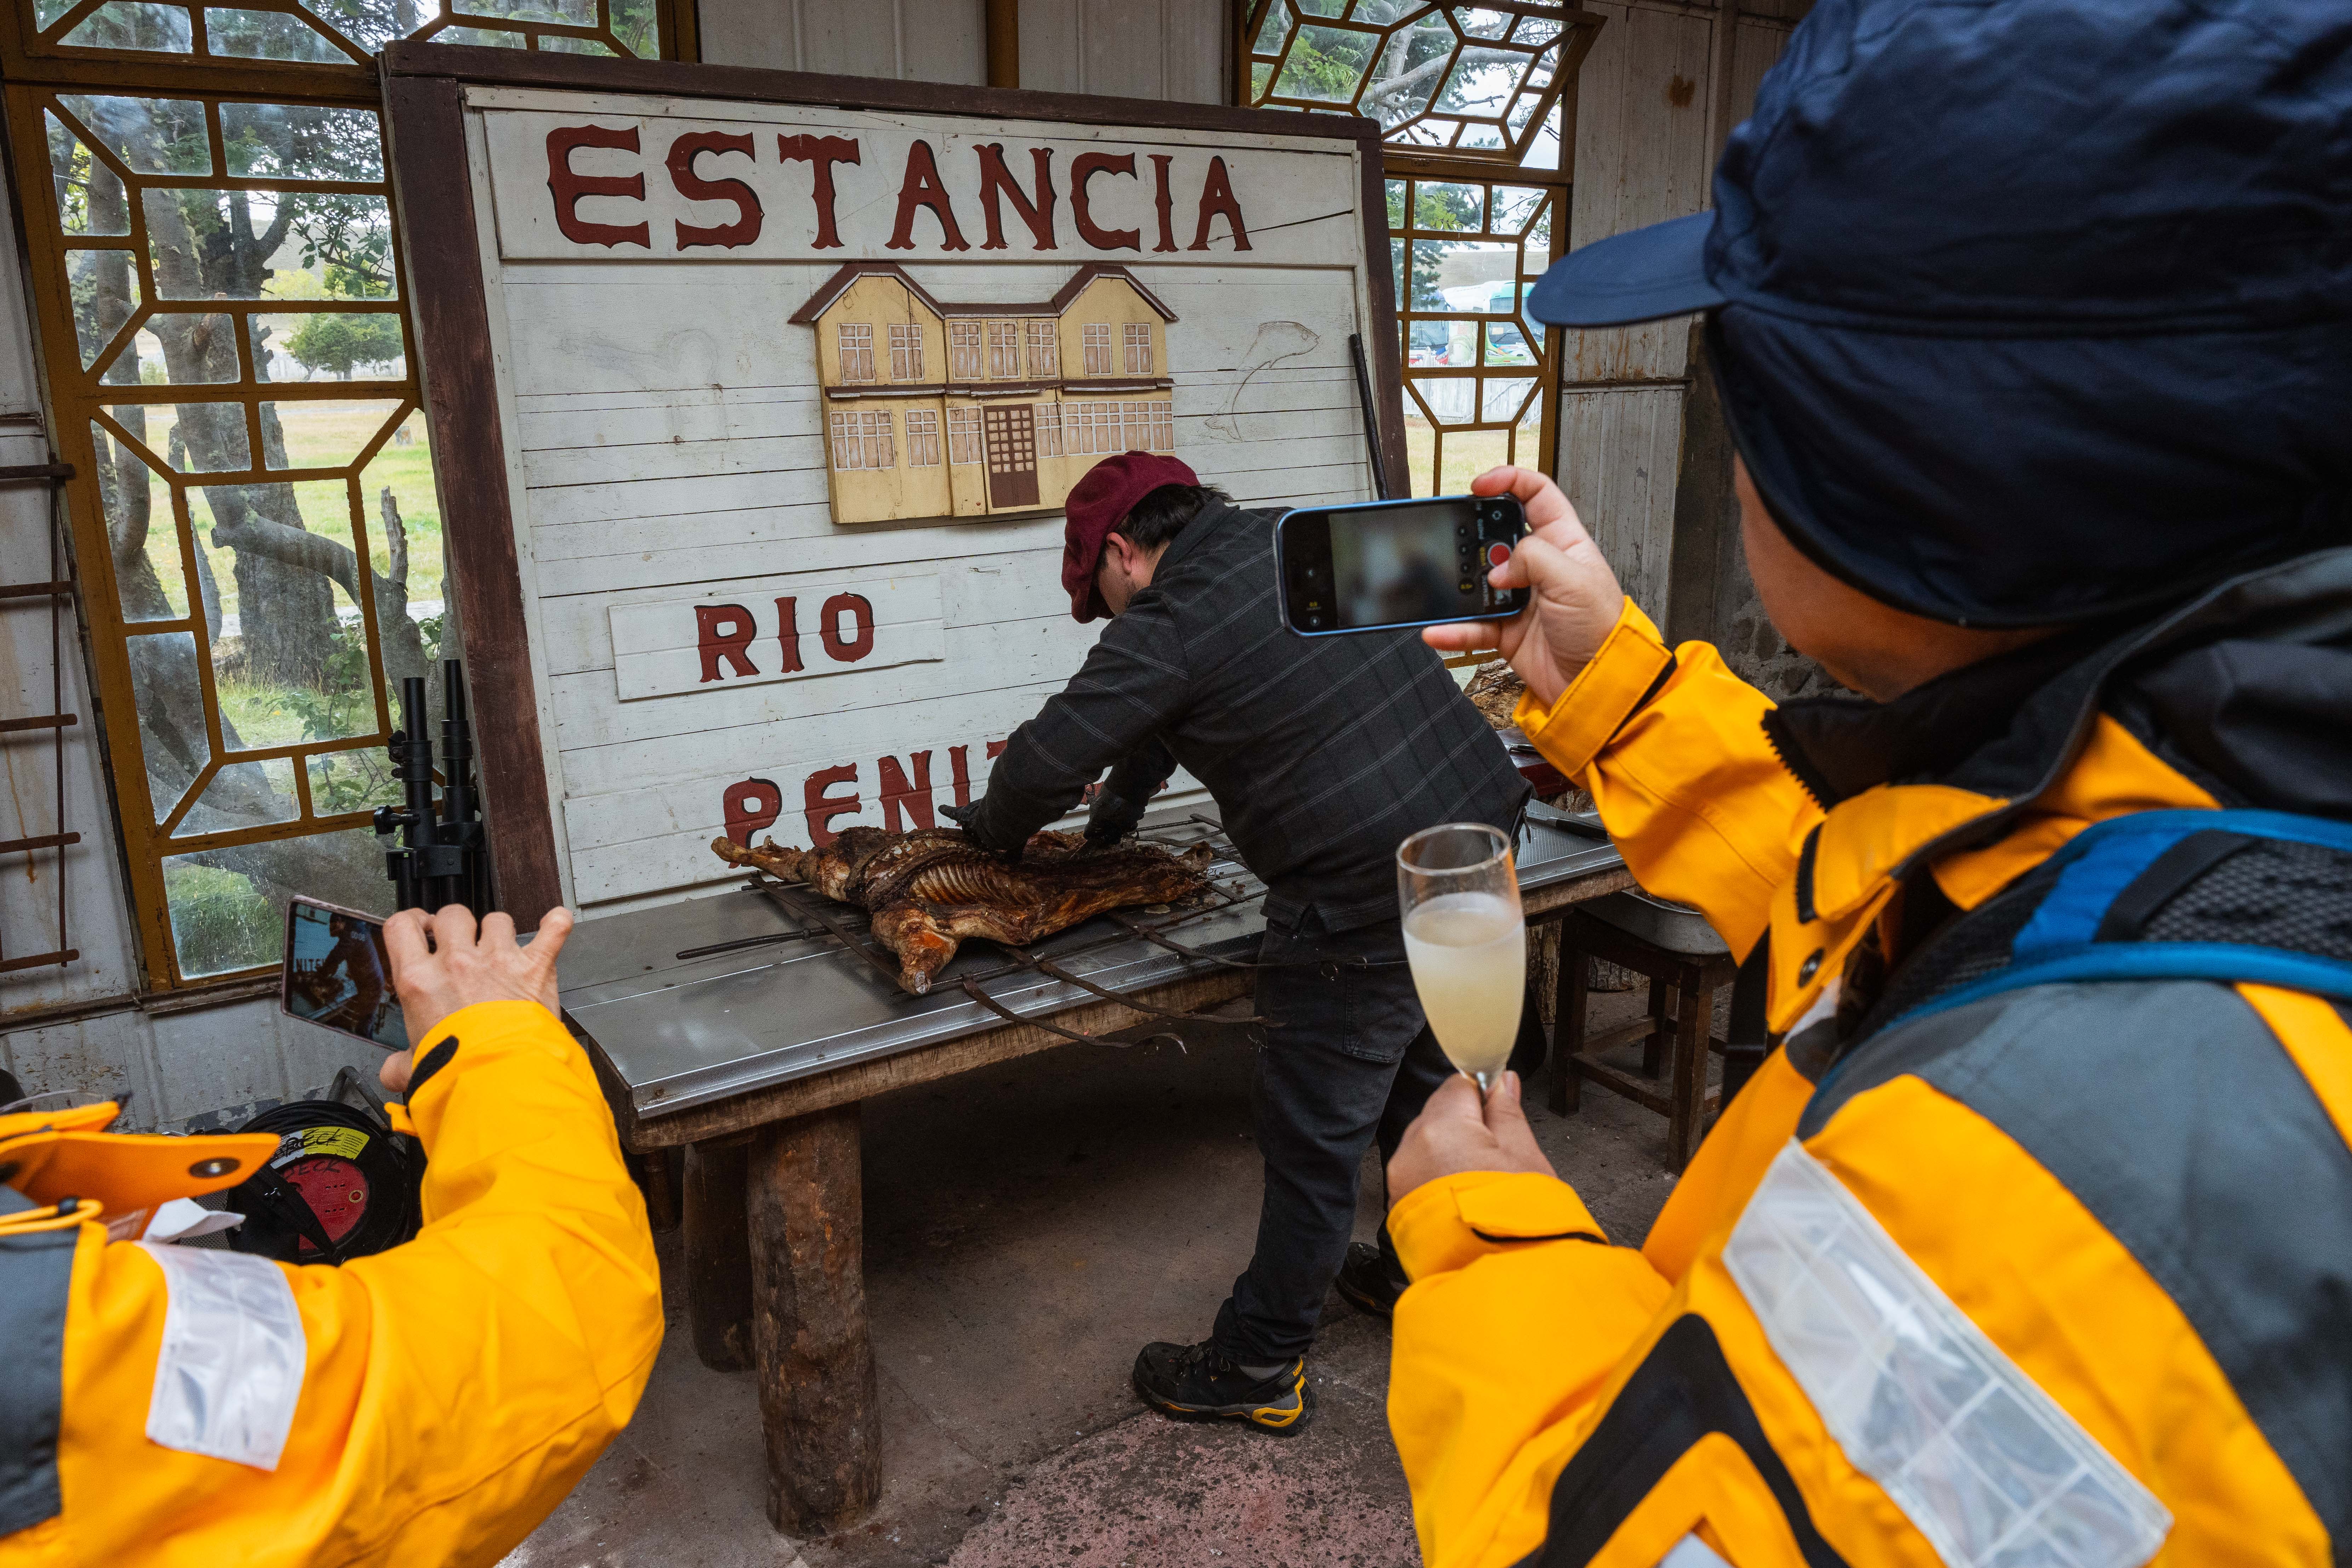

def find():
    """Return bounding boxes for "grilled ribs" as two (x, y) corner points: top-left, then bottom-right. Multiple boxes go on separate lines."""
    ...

(711, 826), (1214, 994)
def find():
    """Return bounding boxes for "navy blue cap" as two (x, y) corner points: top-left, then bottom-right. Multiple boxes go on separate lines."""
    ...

(1528, 0), (2352, 625)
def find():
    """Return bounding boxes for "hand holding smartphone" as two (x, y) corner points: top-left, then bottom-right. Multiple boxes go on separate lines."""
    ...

(283, 898), (410, 1051)
(1276, 493), (1530, 636)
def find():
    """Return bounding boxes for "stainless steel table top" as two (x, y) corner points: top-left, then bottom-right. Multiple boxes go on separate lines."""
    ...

(561, 810), (1624, 1122)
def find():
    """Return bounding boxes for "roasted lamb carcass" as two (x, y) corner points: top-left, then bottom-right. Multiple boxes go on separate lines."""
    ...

(712, 826), (1214, 995)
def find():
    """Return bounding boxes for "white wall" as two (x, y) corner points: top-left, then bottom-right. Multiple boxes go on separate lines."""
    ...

(1018, 0), (1227, 103)
(697, 0), (988, 82)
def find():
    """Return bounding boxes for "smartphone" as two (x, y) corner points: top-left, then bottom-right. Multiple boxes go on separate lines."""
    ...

(1276, 493), (1530, 635)
(282, 897), (409, 1051)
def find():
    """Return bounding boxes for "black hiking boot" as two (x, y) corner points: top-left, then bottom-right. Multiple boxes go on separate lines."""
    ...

(1131, 1338), (1314, 1433)
(1335, 1241), (1406, 1319)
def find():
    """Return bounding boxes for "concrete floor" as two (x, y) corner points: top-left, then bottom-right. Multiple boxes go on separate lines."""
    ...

(507, 986), (1710, 1568)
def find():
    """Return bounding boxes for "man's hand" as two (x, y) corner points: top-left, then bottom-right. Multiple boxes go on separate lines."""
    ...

(1387, 1070), (1557, 1208)
(378, 905), (574, 1093)
(1422, 467), (1627, 711)
(940, 799), (1024, 862)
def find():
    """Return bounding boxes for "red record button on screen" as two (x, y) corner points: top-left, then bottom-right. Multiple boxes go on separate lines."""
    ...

(1486, 542), (1512, 568)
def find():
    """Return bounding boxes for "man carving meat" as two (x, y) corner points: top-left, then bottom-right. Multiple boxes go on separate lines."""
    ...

(943, 451), (1528, 1432)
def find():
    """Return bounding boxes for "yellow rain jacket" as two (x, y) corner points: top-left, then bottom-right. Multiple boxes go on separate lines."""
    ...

(1389, 549), (2352, 1568)
(0, 999), (663, 1567)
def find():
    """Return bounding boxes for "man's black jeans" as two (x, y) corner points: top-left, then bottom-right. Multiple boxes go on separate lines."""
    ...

(1209, 908), (1458, 1365)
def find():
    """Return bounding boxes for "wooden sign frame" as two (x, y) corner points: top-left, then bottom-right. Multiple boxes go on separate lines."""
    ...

(382, 42), (1408, 924)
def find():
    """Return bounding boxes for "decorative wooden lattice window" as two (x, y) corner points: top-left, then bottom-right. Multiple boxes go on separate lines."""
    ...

(1122, 322), (1153, 376)
(903, 408), (940, 467)
(985, 320), (1022, 380)
(946, 406), (981, 465)
(888, 323), (924, 383)
(1081, 322), (1112, 377)
(1240, 2), (1601, 497)
(1025, 319), (1058, 380)
(948, 321), (983, 382)
(0, 0), (686, 990)
(836, 323), (875, 383)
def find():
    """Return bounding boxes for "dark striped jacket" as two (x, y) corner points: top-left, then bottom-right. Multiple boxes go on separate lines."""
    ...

(967, 499), (1528, 932)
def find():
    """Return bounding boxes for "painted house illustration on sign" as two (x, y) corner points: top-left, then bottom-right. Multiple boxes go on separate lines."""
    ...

(790, 262), (1179, 524)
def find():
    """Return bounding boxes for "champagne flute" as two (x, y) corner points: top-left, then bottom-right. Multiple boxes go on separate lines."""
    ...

(1397, 822), (1526, 1095)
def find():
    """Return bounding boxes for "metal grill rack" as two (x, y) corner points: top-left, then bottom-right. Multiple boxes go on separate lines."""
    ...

(727, 817), (1267, 1048)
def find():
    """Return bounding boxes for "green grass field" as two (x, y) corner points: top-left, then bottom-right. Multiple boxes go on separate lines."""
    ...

(1400, 420), (1536, 497)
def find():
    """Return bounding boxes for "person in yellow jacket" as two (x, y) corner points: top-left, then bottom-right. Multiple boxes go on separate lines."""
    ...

(1381, 1), (2352, 1565)
(0, 905), (663, 1567)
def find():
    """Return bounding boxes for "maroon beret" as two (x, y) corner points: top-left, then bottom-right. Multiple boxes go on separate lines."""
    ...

(1060, 451), (1201, 622)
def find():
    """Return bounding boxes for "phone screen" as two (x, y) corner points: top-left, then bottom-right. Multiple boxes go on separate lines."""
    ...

(1329, 500), (1482, 629)
(283, 898), (409, 1051)
(1281, 494), (1525, 634)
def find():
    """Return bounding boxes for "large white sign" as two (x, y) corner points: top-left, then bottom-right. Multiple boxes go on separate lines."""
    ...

(413, 76), (1394, 915)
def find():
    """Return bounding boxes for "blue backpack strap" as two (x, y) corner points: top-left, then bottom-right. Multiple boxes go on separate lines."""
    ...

(1890, 808), (2352, 1029)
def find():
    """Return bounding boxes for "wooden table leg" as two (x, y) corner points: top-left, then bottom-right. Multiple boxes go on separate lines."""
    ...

(683, 1138), (755, 1372)
(642, 1145), (684, 1233)
(1666, 968), (1709, 1172)
(1641, 974), (1671, 1078)
(747, 1103), (880, 1537)
(1552, 924), (1591, 1116)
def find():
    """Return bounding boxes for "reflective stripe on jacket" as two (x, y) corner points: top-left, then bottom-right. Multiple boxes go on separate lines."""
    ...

(0, 1000), (663, 1568)
(1387, 551), (2352, 1568)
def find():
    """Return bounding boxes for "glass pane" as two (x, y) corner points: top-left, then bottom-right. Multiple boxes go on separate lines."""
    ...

(184, 753), (297, 831)
(267, 399), (405, 469)
(1492, 184), (1546, 238)
(222, 103), (383, 182)
(360, 418), (444, 649)
(1520, 103), (1563, 171)
(296, 0), (401, 52)
(1424, 239), (1518, 310)
(436, 23), (525, 45)
(276, 311), (407, 380)
(608, 0), (655, 57)
(1484, 320), (1535, 366)
(538, 32), (617, 53)
(110, 401), (250, 471)
(206, 7), (353, 59)
(59, 95), (211, 174)
(458, 0), (597, 25)
(1274, 24), (1375, 103)
(104, 313), (238, 385)
(60, 2), (193, 49)
(92, 420), (190, 624)
(1481, 376), (1535, 422)
(306, 742), (402, 817)
(192, 480), (370, 729)
(1513, 384), (1544, 468)
(127, 630), (208, 823)
(164, 824), (390, 978)
(147, 191), (397, 303)
(65, 247), (142, 371)
(1408, 182), (1483, 231)
(46, 114), (130, 237)
(1412, 375), (1475, 424)
(1251, 0), (1289, 56)
(1440, 433), (1494, 495)
(1457, 7), (1512, 41)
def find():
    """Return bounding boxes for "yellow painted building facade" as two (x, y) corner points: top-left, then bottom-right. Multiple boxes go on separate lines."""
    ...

(791, 263), (1179, 525)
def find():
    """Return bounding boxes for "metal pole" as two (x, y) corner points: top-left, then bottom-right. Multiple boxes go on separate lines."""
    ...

(1348, 332), (1390, 500)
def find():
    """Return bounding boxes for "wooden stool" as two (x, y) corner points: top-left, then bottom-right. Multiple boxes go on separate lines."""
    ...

(1549, 893), (1738, 1172)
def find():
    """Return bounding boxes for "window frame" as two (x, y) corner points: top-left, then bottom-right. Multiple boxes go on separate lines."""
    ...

(1081, 322), (1111, 377)
(888, 322), (924, 383)
(0, 0), (689, 992)
(948, 320), (983, 382)
(837, 322), (875, 383)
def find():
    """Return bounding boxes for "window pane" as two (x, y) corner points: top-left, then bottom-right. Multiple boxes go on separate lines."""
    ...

(267, 399), (406, 469)
(109, 402), (252, 473)
(164, 824), (391, 978)
(126, 630), (208, 823)
(59, 95), (211, 174)
(221, 103), (384, 183)
(46, 114), (131, 237)
(61, 3), (193, 51)
(193, 480), (375, 734)
(92, 420), (191, 624)
(66, 248), (143, 372)
(185, 753), (299, 833)
(206, 7), (352, 60)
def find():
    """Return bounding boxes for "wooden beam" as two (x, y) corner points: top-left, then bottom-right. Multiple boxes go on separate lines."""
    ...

(748, 1104), (880, 1536)
(985, 0), (1019, 90)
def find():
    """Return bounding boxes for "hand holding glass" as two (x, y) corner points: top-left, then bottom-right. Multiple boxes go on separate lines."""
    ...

(1398, 823), (1526, 1094)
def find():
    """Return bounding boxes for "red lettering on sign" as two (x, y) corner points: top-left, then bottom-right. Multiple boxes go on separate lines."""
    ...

(1148, 154), (1178, 254)
(696, 603), (758, 681)
(819, 593), (875, 662)
(878, 751), (935, 831)
(668, 130), (762, 249)
(1189, 156), (1251, 252)
(987, 739), (1008, 761)
(723, 777), (783, 845)
(804, 764), (860, 847)
(949, 744), (973, 807)
(777, 133), (860, 249)
(1070, 153), (1140, 252)
(885, 139), (971, 252)
(546, 125), (649, 249)
(975, 144), (1057, 251)
(774, 596), (805, 673)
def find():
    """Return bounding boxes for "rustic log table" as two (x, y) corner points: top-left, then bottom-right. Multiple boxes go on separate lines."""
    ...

(559, 807), (1630, 1536)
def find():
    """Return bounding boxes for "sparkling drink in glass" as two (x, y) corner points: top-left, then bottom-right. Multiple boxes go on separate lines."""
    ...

(1397, 822), (1526, 1094)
